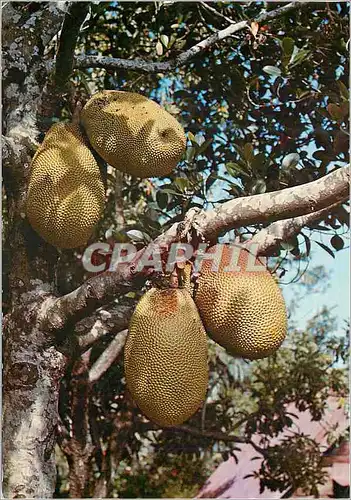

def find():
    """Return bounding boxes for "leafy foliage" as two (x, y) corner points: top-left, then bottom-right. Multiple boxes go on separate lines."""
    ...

(51, 2), (350, 497)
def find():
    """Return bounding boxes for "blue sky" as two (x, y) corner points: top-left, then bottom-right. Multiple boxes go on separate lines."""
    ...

(282, 244), (349, 330)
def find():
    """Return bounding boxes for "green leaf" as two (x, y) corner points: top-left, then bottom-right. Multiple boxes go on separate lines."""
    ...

(225, 162), (250, 178)
(289, 49), (310, 68)
(330, 234), (344, 251)
(160, 188), (186, 197)
(263, 65), (282, 77)
(197, 138), (212, 155)
(156, 190), (169, 210)
(282, 37), (295, 57)
(251, 153), (268, 175)
(243, 143), (254, 162)
(187, 131), (196, 144)
(156, 41), (163, 56)
(282, 153), (300, 169)
(327, 103), (344, 122)
(186, 146), (196, 163)
(160, 34), (169, 47)
(337, 80), (349, 101)
(174, 177), (190, 192)
(251, 179), (267, 194)
(315, 241), (335, 258)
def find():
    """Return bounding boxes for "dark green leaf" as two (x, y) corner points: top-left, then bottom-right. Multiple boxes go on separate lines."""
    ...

(282, 37), (295, 57)
(243, 143), (254, 163)
(251, 153), (268, 175)
(315, 241), (335, 258)
(337, 80), (349, 101)
(160, 188), (186, 197)
(156, 190), (169, 210)
(330, 234), (344, 251)
(186, 146), (196, 163)
(327, 103), (344, 122)
(301, 233), (311, 256)
(197, 138), (212, 155)
(289, 49), (310, 68)
(225, 162), (250, 178)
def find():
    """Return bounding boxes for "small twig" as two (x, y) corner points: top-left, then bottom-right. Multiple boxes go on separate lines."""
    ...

(75, 2), (304, 74)
(199, 1), (236, 25)
(88, 329), (128, 384)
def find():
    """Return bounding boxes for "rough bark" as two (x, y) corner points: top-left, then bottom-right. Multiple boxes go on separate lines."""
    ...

(2, 287), (68, 497)
(2, 3), (88, 497)
(59, 352), (95, 498)
(2, 1), (348, 497)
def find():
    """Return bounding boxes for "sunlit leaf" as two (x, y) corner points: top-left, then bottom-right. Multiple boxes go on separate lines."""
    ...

(251, 179), (267, 194)
(282, 153), (300, 169)
(160, 34), (169, 47)
(156, 41), (163, 56)
(263, 65), (282, 77)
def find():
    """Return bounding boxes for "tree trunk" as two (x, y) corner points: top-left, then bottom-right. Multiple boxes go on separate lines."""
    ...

(3, 289), (68, 497)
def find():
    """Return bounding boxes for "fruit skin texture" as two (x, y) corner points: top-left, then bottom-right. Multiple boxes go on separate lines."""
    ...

(194, 244), (287, 360)
(124, 288), (209, 426)
(26, 122), (105, 249)
(80, 90), (186, 178)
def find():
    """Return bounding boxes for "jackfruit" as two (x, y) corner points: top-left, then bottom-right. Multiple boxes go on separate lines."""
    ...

(124, 288), (208, 426)
(194, 244), (287, 360)
(26, 122), (105, 249)
(80, 90), (186, 178)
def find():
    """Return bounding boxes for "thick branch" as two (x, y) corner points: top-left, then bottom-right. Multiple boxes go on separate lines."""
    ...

(44, 166), (349, 333)
(89, 329), (128, 384)
(75, 2), (302, 74)
(196, 166), (349, 241)
(250, 201), (346, 256)
(141, 420), (265, 455)
(55, 2), (90, 89)
(76, 303), (134, 351)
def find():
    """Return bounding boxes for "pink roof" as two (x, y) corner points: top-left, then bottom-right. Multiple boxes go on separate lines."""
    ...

(197, 397), (349, 499)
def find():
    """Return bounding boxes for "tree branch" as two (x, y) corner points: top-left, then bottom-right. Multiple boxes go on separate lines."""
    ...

(140, 420), (266, 455)
(199, 1), (236, 25)
(55, 2), (90, 89)
(195, 166), (349, 241)
(250, 201), (346, 256)
(88, 329), (128, 384)
(75, 302), (135, 351)
(43, 166), (349, 334)
(75, 2), (303, 74)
